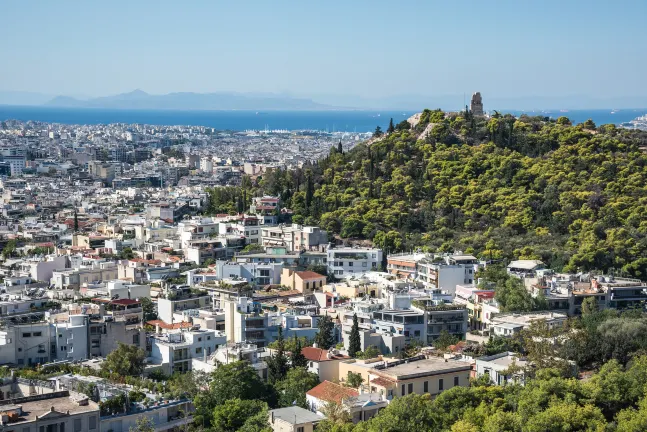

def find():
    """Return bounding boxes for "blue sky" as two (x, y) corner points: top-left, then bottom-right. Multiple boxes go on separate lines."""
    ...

(1, 0), (645, 101)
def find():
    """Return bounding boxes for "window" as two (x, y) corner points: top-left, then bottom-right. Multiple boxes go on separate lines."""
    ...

(348, 262), (353, 267)
(198, 337), (202, 342)
(424, 381), (429, 392)
(439, 379), (444, 391)
(133, 334), (140, 345)
(401, 384), (405, 396)
(297, 428), (304, 432)
(372, 262), (377, 268)
(22, 332), (32, 338)
(454, 376), (459, 386)
(33, 332), (42, 337)
(74, 418), (82, 432)
(414, 330), (420, 337)
(196, 347), (203, 354)
(408, 383), (413, 394)
(89, 416), (97, 430)
(207, 336), (211, 340)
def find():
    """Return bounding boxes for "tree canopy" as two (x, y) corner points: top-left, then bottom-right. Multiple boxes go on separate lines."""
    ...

(217, 112), (647, 277)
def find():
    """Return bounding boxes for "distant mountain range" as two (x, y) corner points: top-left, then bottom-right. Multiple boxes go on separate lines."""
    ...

(0, 89), (645, 111)
(42, 90), (335, 110)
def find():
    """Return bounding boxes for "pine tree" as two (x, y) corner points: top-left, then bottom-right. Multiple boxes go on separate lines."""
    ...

(73, 211), (79, 232)
(314, 315), (335, 350)
(290, 334), (308, 368)
(337, 140), (343, 154)
(348, 314), (361, 357)
(387, 118), (395, 134)
(267, 327), (289, 383)
(305, 171), (314, 214)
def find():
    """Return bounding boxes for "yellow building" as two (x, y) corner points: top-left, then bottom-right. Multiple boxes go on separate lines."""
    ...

(366, 357), (471, 399)
(280, 268), (326, 293)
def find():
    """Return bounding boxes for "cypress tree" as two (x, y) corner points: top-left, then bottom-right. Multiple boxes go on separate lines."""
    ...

(314, 315), (335, 350)
(290, 334), (308, 368)
(337, 140), (343, 154)
(349, 314), (361, 357)
(73, 211), (79, 232)
(387, 118), (395, 134)
(267, 326), (289, 383)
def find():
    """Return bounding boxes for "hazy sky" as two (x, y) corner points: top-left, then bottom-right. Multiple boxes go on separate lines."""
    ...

(1, 0), (645, 99)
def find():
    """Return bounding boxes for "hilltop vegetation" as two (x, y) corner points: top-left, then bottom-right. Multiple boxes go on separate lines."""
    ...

(208, 109), (647, 277)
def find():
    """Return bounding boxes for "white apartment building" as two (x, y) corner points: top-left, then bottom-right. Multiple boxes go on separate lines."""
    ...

(148, 328), (225, 374)
(223, 297), (269, 347)
(157, 292), (212, 325)
(53, 315), (89, 362)
(327, 247), (382, 278)
(417, 254), (481, 295)
(261, 224), (328, 252)
(18, 255), (68, 282)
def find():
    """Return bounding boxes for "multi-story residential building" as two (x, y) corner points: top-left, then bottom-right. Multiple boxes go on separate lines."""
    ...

(250, 196), (280, 224)
(416, 254), (481, 295)
(327, 247), (382, 278)
(17, 255), (68, 282)
(386, 253), (426, 280)
(148, 328), (225, 374)
(52, 315), (89, 362)
(3, 155), (26, 176)
(261, 224), (328, 252)
(219, 217), (261, 245)
(412, 298), (469, 344)
(205, 260), (283, 286)
(51, 262), (119, 289)
(0, 321), (53, 366)
(367, 356), (472, 400)
(0, 386), (100, 432)
(454, 284), (496, 330)
(371, 309), (426, 345)
(157, 290), (212, 324)
(223, 297), (270, 347)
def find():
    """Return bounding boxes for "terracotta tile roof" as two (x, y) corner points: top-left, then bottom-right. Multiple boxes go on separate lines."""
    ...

(370, 377), (395, 387)
(146, 319), (193, 330)
(306, 381), (358, 404)
(302, 347), (350, 362)
(295, 271), (326, 280)
(111, 299), (140, 306)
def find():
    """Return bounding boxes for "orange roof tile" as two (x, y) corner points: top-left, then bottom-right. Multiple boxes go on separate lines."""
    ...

(295, 271), (325, 280)
(306, 381), (358, 404)
(301, 347), (350, 362)
(146, 320), (193, 330)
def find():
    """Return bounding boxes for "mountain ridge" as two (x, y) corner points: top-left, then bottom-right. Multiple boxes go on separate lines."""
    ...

(43, 90), (339, 110)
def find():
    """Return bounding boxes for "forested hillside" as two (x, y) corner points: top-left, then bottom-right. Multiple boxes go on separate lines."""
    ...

(208, 109), (647, 277)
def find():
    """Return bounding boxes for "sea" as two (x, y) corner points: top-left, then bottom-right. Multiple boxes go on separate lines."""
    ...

(1, 105), (646, 132)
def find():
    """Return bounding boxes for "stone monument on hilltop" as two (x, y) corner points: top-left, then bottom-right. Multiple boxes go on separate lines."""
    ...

(470, 92), (484, 116)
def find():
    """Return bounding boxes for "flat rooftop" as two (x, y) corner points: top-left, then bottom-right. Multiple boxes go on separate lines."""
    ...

(487, 355), (529, 369)
(0, 394), (99, 424)
(376, 357), (471, 380)
(492, 311), (567, 325)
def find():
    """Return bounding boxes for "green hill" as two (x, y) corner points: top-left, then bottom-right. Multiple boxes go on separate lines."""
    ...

(212, 109), (647, 277)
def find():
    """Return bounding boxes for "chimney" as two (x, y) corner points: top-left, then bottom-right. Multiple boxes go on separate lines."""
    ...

(312, 343), (318, 349)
